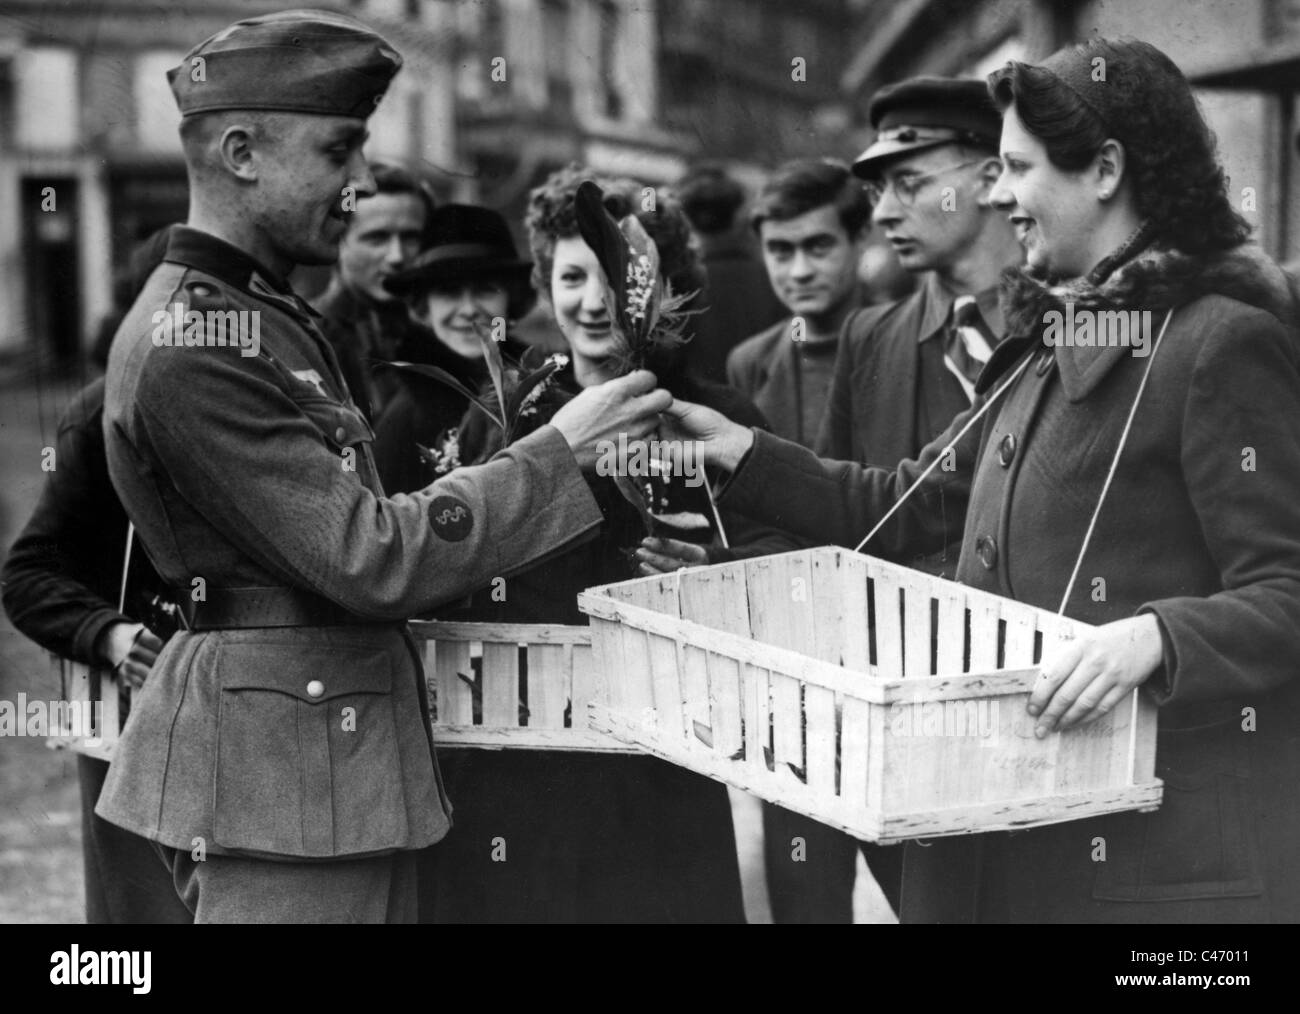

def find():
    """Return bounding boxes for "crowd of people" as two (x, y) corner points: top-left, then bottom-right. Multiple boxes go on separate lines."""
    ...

(3, 7), (1299, 924)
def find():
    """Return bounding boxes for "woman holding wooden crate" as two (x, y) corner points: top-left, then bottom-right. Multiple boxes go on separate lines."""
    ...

(418, 165), (798, 923)
(663, 37), (1300, 923)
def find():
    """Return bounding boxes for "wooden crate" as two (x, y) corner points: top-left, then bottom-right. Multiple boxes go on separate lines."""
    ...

(576, 547), (1162, 843)
(408, 621), (637, 752)
(47, 656), (122, 760)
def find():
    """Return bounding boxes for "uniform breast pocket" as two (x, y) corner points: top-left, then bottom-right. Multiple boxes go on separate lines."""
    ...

(295, 395), (375, 461)
(212, 641), (407, 859)
(1092, 723), (1263, 903)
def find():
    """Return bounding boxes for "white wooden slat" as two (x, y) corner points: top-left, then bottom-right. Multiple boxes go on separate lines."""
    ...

(901, 574), (933, 677)
(434, 638), (473, 726)
(526, 643), (568, 729)
(934, 584), (967, 675)
(968, 597), (1001, 671)
(571, 639), (599, 729)
(680, 643), (711, 737)
(770, 672), (802, 765)
(834, 552), (872, 672)
(481, 641), (521, 728)
(839, 696), (871, 808)
(805, 684), (837, 795)
(742, 663), (770, 776)
(871, 566), (904, 678)
(708, 652), (743, 757)
(1003, 608), (1037, 668)
(648, 631), (684, 739)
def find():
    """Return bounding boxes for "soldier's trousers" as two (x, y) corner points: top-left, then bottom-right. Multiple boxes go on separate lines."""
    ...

(157, 843), (418, 923)
(79, 756), (192, 924)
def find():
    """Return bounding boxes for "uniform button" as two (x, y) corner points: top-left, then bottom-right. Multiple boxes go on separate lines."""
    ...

(306, 680), (325, 699)
(975, 535), (998, 570)
(998, 433), (1017, 467)
(186, 282), (214, 297)
(334, 426), (347, 443)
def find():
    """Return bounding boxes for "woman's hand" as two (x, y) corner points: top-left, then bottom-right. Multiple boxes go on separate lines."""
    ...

(1028, 614), (1164, 737)
(634, 536), (709, 576)
(658, 400), (754, 473)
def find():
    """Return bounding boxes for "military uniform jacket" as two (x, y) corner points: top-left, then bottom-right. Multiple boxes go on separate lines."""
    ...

(98, 226), (603, 861)
(719, 243), (1300, 921)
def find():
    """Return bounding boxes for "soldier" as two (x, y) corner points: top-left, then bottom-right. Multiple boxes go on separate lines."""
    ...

(98, 9), (669, 923)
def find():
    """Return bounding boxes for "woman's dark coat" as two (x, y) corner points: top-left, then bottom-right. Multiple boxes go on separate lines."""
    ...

(371, 333), (528, 495)
(718, 241), (1300, 922)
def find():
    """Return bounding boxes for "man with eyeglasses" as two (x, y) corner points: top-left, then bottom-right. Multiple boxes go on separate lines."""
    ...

(756, 78), (1022, 925)
(817, 80), (1022, 562)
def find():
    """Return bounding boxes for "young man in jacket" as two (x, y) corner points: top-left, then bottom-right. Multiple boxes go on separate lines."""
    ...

(315, 161), (435, 420)
(752, 79), (1022, 924)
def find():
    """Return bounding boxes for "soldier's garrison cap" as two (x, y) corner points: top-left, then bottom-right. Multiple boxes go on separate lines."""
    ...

(168, 8), (402, 119)
(852, 77), (1002, 177)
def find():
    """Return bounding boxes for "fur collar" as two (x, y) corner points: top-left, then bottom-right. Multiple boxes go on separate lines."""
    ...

(978, 241), (1300, 402)
(1001, 241), (1300, 339)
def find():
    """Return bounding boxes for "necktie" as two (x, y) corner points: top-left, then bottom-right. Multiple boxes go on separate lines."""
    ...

(944, 295), (995, 403)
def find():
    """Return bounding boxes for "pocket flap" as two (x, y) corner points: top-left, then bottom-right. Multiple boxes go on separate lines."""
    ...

(217, 642), (390, 701)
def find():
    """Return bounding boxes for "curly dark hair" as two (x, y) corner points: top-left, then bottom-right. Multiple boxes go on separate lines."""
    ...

(524, 163), (705, 305)
(988, 38), (1250, 258)
(749, 158), (872, 239)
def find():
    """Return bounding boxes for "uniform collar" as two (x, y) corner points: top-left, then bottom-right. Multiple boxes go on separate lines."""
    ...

(164, 226), (320, 322)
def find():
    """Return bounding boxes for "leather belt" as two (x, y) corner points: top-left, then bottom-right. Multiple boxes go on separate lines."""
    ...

(175, 585), (396, 630)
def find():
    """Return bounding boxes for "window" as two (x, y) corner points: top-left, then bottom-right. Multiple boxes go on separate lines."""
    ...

(543, 0), (573, 111)
(15, 47), (79, 150)
(599, 0), (623, 119)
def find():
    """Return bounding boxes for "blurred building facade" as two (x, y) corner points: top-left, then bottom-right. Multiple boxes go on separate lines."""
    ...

(0, 0), (860, 368)
(839, 0), (1287, 261)
(0, 0), (457, 366)
(450, 0), (853, 232)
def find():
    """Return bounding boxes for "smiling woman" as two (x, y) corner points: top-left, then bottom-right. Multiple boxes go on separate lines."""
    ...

(663, 37), (1300, 924)
(416, 165), (800, 925)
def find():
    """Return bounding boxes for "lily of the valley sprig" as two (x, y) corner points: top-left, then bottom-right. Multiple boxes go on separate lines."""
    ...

(574, 180), (696, 375)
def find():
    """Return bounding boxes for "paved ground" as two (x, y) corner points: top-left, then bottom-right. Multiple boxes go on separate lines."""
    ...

(0, 378), (85, 923)
(0, 374), (892, 924)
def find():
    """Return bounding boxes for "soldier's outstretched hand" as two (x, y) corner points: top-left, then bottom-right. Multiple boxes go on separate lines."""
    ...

(550, 369), (673, 470)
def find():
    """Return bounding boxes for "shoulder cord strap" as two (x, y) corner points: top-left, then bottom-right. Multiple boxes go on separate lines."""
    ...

(854, 350), (1034, 553)
(1057, 307), (1174, 615)
(117, 522), (134, 613)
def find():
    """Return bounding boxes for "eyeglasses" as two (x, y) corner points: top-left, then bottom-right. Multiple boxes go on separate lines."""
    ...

(864, 159), (984, 208)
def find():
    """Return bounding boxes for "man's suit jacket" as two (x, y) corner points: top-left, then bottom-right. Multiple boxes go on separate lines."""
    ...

(99, 226), (603, 861)
(813, 277), (998, 575)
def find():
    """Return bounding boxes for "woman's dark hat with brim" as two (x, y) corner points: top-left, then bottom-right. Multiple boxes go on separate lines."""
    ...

(384, 203), (533, 296)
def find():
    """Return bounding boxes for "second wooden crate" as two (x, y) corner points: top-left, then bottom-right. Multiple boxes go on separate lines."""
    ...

(409, 620), (636, 751)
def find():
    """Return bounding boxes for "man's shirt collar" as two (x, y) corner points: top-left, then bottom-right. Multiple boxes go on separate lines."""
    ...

(916, 272), (1004, 342)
